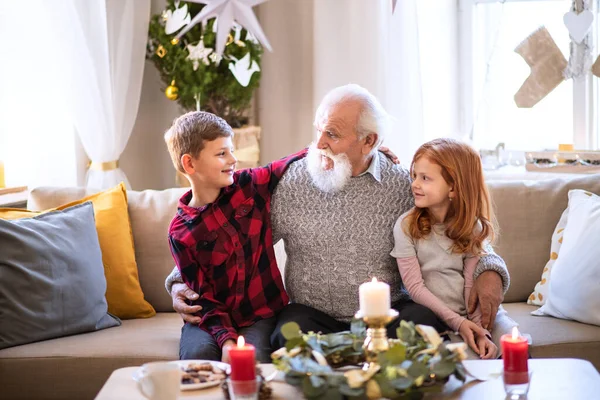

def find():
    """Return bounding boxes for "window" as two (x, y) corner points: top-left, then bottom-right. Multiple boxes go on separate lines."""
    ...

(459, 0), (598, 151)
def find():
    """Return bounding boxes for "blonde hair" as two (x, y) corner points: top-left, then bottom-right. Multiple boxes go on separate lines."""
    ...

(164, 111), (233, 173)
(404, 138), (496, 255)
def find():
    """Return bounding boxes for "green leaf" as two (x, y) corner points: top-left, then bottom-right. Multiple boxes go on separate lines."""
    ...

(390, 376), (414, 391)
(455, 363), (467, 382)
(306, 335), (321, 352)
(375, 374), (398, 399)
(310, 374), (325, 388)
(432, 360), (455, 379)
(398, 392), (425, 400)
(288, 357), (309, 373)
(407, 361), (429, 378)
(302, 375), (328, 398)
(285, 373), (303, 386)
(281, 322), (302, 340)
(382, 343), (407, 365)
(351, 318), (367, 337)
(285, 336), (305, 351)
(398, 325), (413, 343)
(338, 382), (366, 397)
(419, 384), (444, 393)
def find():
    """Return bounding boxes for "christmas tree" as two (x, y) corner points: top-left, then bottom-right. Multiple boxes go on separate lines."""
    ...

(147, 0), (263, 128)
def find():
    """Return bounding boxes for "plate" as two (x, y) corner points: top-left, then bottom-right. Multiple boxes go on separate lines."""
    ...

(132, 360), (230, 391)
(172, 360), (230, 391)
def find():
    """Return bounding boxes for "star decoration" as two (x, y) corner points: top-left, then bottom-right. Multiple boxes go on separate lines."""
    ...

(209, 52), (223, 65)
(175, 0), (272, 55)
(187, 40), (213, 70)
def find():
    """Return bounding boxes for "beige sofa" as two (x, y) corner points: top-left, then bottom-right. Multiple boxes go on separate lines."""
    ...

(1, 174), (599, 400)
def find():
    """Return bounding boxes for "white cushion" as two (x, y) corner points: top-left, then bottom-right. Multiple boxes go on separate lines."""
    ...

(527, 207), (568, 306)
(534, 190), (600, 325)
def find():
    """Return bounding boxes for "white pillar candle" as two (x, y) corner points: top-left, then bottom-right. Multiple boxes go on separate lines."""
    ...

(359, 277), (390, 318)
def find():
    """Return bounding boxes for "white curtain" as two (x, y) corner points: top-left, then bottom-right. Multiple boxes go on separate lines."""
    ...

(313, 0), (426, 164)
(65, 0), (150, 189)
(258, 0), (459, 166)
(0, 0), (150, 190)
(0, 2), (80, 189)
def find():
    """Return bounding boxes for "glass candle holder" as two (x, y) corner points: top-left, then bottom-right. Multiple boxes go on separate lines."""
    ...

(226, 376), (262, 400)
(501, 327), (530, 398)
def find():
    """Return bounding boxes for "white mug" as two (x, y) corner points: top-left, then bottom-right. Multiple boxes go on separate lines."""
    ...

(136, 362), (181, 400)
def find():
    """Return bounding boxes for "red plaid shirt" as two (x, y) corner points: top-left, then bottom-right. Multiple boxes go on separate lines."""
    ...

(168, 149), (306, 348)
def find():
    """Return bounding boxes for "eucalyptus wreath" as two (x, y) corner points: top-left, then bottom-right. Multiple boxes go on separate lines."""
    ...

(271, 320), (468, 400)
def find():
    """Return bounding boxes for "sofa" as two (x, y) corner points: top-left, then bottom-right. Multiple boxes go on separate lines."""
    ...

(1, 174), (599, 400)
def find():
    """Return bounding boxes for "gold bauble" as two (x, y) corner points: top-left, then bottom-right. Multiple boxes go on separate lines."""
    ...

(165, 80), (179, 101)
(156, 45), (167, 58)
(170, 38), (179, 45)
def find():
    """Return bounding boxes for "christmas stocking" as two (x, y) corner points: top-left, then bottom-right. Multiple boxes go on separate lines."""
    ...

(592, 54), (600, 78)
(514, 27), (567, 108)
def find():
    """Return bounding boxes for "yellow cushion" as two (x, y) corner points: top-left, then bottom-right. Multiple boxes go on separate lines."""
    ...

(0, 183), (156, 319)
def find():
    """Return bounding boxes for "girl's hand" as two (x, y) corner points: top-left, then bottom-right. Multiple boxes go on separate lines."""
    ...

(476, 335), (498, 359)
(221, 339), (236, 363)
(458, 319), (488, 355)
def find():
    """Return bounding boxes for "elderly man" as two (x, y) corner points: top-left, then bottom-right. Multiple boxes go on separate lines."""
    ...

(165, 84), (509, 358)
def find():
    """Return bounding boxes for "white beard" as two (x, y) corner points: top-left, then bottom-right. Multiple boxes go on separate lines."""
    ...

(306, 142), (352, 193)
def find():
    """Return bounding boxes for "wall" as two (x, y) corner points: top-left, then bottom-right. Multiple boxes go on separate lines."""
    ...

(256, 0), (315, 163)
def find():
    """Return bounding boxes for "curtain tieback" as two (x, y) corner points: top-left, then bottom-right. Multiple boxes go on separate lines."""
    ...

(88, 160), (119, 171)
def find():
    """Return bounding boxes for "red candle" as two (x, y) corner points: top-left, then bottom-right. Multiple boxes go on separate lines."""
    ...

(501, 327), (529, 384)
(229, 336), (256, 381)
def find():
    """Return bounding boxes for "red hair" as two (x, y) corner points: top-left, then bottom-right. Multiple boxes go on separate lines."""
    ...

(404, 138), (496, 255)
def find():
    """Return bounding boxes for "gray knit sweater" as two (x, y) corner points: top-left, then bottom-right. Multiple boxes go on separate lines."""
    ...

(165, 155), (510, 322)
(271, 156), (413, 321)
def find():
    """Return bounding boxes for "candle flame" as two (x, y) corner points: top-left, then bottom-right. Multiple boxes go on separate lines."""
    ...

(371, 277), (377, 283)
(512, 326), (520, 340)
(237, 335), (245, 347)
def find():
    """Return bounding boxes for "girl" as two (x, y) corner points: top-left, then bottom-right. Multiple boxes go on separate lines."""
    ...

(391, 138), (510, 359)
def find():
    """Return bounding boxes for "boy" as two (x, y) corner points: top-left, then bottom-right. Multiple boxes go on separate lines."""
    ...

(165, 111), (306, 362)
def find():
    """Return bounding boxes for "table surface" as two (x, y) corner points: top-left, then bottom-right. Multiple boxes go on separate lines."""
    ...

(95, 358), (600, 400)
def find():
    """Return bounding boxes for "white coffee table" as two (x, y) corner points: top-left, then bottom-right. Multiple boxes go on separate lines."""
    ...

(95, 358), (600, 399)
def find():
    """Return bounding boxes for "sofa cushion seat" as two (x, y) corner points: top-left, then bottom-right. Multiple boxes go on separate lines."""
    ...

(504, 303), (600, 369)
(0, 313), (182, 400)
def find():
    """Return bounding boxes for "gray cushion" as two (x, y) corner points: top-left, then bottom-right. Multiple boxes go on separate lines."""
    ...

(28, 186), (188, 312)
(0, 202), (120, 350)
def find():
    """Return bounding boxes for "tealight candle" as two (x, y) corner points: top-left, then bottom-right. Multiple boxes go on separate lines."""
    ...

(359, 277), (390, 318)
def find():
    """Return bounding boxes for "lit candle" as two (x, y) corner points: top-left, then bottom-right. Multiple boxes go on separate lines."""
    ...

(228, 336), (256, 381)
(501, 327), (529, 384)
(359, 277), (390, 318)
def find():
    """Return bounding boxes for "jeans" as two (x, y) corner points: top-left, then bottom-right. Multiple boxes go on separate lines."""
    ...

(179, 317), (276, 362)
(270, 300), (448, 349)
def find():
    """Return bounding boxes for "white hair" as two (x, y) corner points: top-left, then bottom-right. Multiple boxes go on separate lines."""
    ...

(314, 84), (389, 149)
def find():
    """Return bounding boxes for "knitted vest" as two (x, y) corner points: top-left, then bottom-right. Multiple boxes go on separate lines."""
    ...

(271, 156), (414, 322)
